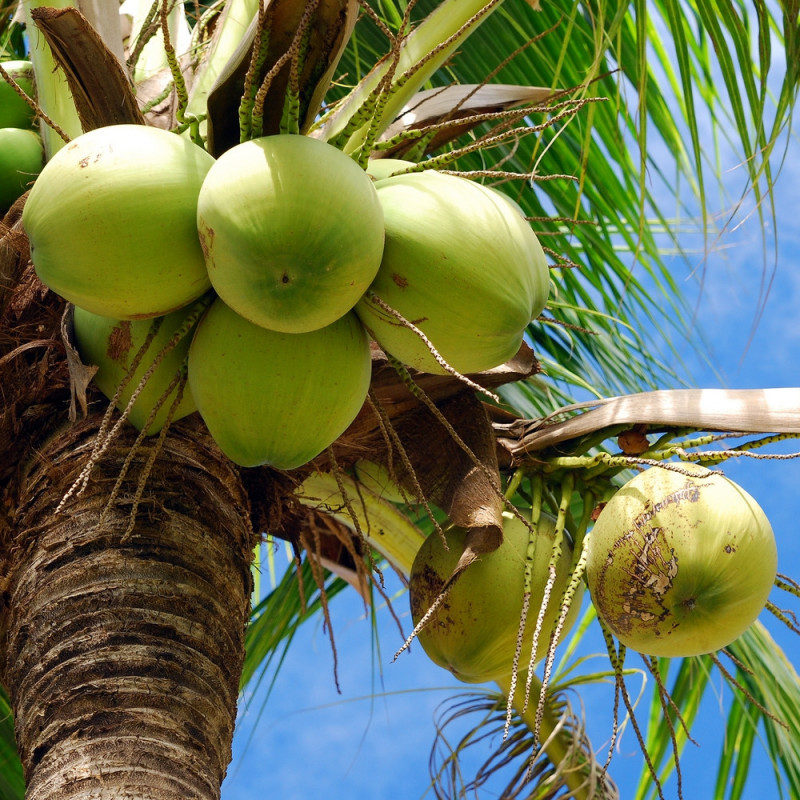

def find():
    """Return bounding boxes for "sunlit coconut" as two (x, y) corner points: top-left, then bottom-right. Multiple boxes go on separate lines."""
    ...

(196, 134), (385, 334)
(355, 170), (549, 375)
(585, 465), (777, 657)
(22, 124), (214, 318)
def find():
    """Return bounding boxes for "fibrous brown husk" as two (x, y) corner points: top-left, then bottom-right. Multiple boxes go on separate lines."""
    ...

(30, 6), (145, 131)
(305, 344), (540, 562)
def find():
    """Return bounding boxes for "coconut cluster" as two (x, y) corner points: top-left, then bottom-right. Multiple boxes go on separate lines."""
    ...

(23, 125), (550, 468)
(0, 60), (44, 213)
(407, 463), (777, 685)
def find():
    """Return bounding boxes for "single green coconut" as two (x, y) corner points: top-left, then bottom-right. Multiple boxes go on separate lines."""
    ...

(187, 298), (371, 469)
(73, 304), (200, 434)
(196, 135), (385, 334)
(585, 465), (777, 657)
(0, 127), (43, 210)
(409, 510), (583, 684)
(22, 124), (214, 319)
(0, 61), (36, 129)
(355, 170), (549, 375)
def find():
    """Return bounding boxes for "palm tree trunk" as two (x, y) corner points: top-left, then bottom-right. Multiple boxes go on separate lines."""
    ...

(0, 418), (255, 800)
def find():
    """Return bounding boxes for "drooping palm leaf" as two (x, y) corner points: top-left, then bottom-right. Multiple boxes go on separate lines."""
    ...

(629, 621), (800, 800)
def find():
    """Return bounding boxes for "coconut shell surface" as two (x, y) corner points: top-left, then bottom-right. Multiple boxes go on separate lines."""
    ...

(197, 135), (384, 334)
(410, 510), (582, 683)
(356, 171), (549, 375)
(73, 305), (199, 434)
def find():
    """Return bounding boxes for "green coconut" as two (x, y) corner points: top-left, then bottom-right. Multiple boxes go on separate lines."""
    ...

(585, 465), (777, 657)
(196, 135), (385, 334)
(0, 128), (43, 210)
(409, 510), (583, 684)
(73, 304), (200, 434)
(22, 124), (214, 319)
(355, 170), (549, 375)
(0, 61), (35, 129)
(187, 299), (371, 469)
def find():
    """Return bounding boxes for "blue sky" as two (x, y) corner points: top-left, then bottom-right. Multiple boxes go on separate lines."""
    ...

(220, 42), (800, 800)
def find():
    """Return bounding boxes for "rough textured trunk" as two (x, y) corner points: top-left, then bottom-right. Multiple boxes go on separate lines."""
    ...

(0, 418), (255, 800)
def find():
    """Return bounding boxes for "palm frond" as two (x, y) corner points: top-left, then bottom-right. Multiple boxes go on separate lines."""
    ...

(629, 621), (800, 800)
(241, 553), (349, 692)
(723, 621), (800, 796)
(335, 0), (797, 410)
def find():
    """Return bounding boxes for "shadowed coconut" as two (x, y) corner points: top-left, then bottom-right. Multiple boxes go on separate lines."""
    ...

(187, 298), (371, 469)
(196, 135), (385, 334)
(73, 305), (199, 434)
(585, 465), (777, 657)
(22, 124), (214, 319)
(356, 170), (549, 375)
(0, 61), (36, 129)
(409, 510), (583, 684)
(0, 128), (43, 210)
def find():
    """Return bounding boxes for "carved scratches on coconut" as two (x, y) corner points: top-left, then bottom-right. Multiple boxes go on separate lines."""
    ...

(22, 125), (214, 318)
(585, 465), (777, 658)
(187, 298), (371, 469)
(196, 135), (385, 334)
(356, 171), (550, 375)
(409, 510), (583, 684)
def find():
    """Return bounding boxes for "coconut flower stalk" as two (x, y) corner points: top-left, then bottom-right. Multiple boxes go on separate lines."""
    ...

(21, 0), (82, 157)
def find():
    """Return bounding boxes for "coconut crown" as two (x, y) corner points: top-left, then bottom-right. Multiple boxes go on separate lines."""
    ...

(585, 465), (777, 657)
(409, 510), (583, 684)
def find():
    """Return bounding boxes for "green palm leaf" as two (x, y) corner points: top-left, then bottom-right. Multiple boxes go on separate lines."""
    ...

(0, 684), (23, 800)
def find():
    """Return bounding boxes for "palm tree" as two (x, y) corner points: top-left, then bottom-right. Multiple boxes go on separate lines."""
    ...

(1, 0), (799, 798)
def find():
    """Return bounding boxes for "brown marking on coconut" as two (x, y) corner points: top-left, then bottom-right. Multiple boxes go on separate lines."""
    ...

(392, 273), (408, 288)
(106, 320), (133, 363)
(198, 225), (214, 263)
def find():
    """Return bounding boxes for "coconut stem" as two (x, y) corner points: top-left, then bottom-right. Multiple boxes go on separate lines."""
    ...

(495, 672), (595, 800)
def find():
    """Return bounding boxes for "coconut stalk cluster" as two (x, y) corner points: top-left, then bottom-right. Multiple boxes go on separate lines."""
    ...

(22, 123), (551, 470)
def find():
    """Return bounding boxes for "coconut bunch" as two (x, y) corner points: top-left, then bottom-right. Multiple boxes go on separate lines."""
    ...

(22, 118), (551, 470)
(0, 60), (44, 212)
